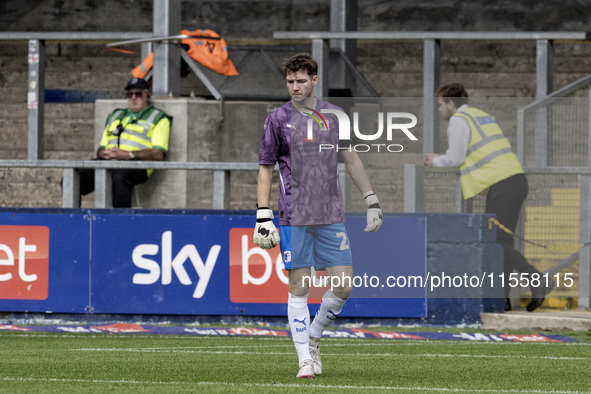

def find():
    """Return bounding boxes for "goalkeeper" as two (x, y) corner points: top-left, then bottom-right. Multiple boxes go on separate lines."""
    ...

(254, 53), (382, 379)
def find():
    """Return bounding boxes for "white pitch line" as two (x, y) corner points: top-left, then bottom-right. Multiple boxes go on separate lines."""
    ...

(1, 376), (587, 393)
(72, 348), (587, 360)
(125, 341), (589, 351)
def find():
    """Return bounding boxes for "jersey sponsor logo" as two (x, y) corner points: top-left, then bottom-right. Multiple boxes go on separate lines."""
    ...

(0, 225), (50, 300)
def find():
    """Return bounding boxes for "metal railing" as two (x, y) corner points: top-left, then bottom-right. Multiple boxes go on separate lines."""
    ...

(517, 73), (591, 167)
(273, 30), (591, 156)
(0, 160), (347, 211)
(0, 32), (152, 161)
(403, 164), (591, 309)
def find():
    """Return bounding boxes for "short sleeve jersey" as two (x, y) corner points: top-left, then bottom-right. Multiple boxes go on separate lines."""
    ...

(259, 99), (345, 226)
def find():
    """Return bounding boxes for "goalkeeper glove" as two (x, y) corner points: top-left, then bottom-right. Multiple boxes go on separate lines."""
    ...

(253, 207), (280, 249)
(363, 191), (383, 232)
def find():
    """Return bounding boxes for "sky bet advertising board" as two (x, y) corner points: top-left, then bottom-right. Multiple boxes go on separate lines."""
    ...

(0, 210), (426, 318)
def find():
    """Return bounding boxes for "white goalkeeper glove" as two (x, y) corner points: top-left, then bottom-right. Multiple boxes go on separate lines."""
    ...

(363, 191), (383, 232)
(253, 207), (280, 249)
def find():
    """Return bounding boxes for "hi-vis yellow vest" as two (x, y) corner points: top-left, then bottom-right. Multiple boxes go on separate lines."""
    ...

(455, 107), (524, 199)
(100, 105), (172, 176)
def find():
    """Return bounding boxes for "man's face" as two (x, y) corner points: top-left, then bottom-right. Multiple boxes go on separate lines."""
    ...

(437, 97), (457, 120)
(286, 70), (317, 103)
(126, 88), (150, 112)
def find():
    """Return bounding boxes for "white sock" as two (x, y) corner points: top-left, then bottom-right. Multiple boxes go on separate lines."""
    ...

(288, 292), (311, 364)
(309, 290), (346, 339)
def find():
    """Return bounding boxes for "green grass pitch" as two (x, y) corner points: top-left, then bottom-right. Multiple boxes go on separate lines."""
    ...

(1, 328), (590, 393)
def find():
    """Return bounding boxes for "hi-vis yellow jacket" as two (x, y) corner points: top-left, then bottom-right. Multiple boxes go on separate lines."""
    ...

(455, 107), (524, 199)
(132, 29), (239, 78)
(99, 105), (172, 176)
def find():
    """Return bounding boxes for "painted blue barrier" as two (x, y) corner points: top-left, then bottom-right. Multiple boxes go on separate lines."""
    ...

(0, 212), (90, 313)
(0, 209), (427, 319)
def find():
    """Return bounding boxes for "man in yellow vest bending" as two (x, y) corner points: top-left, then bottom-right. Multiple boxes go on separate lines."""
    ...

(424, 83), (552, 312)
(79, 78), (172, 207)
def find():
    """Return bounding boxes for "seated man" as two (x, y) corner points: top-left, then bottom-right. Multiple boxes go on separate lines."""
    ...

(80, 78), (172, 208)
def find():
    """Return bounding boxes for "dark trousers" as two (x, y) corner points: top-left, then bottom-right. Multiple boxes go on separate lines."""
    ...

(485, 173), (540, 295)
(80, 167), (148, 208)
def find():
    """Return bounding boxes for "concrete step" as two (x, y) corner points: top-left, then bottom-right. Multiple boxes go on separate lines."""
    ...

(0, 167), (63, 183)
(44, 103), (97, 120)
(0, 167), (63, 208)
(0, 103), (97, 120)
(0, 87), (26, 104)
(45, 70), (133, 90)
(0, 182), (62, 208)
(0, 70), (27, 87)
(46, 55), (139, 73)
(481, 310), (591, 331)
(0, 119), (95, 157)
(0, 103), (27, 119)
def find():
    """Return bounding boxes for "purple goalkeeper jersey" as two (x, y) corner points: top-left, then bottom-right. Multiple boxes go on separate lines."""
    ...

(259, 99), (345, 226)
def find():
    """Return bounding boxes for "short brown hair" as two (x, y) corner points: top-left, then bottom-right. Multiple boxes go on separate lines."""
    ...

(436, 83), (468, 107)
(283, 53), (318, 77)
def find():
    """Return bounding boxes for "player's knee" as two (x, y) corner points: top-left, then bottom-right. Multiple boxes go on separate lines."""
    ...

(289, 281), (310, 296)
(331, 282), (352, 300)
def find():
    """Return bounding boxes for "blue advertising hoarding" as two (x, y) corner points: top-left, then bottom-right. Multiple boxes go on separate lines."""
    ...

(0, 212), (90, 313)
(0, 210), (426, 318)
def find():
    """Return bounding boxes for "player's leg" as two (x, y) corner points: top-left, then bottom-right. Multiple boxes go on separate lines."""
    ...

(308, 224), (354, 375)
(280, 225), (315, 378)
(310, 265), (352, 336)
(307, 264), (351, 375)
(288, 268), (315, 378)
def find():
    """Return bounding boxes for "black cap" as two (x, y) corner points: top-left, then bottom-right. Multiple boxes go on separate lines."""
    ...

(124, 78), (151, 92)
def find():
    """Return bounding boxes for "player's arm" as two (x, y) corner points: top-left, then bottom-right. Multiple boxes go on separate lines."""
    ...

(257, 164), (274, 208)
(254, 164), (280, 249)
(340, 150), (383, 232)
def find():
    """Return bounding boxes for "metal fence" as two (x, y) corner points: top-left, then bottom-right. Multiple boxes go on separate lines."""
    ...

(518, 74), (591, 167)
(404, 165), (591, 309)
